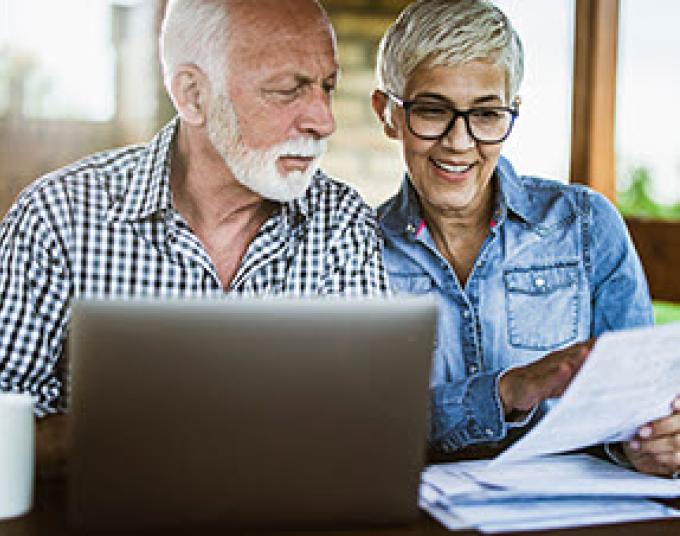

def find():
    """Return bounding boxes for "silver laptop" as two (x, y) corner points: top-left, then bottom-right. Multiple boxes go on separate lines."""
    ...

(67, 296), (436, 530)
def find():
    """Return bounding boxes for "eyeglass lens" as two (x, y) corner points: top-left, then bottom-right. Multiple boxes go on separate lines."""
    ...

(408, 101), (513, 142)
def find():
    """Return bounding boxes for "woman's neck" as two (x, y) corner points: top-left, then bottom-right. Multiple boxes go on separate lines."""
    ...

(421, 181), (496, 286)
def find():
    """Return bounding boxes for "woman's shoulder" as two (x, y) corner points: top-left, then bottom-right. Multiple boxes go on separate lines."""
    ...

(498, 157), (618, 227)
(376, 176), (414, 234)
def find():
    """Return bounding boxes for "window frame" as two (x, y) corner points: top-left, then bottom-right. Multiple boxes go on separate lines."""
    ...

(569, 0), (679, 301)
(153, 0), (679, 300)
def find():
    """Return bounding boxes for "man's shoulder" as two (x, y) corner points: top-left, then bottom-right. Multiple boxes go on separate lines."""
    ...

(6, 144), (145, 219)
(303, 170), (378, 229)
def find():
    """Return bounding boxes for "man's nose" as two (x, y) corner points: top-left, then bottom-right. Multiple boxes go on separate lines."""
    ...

(297, 86), (336, 139)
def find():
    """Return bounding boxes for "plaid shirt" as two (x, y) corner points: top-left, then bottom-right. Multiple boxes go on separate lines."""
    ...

(0, 118), (388, 416)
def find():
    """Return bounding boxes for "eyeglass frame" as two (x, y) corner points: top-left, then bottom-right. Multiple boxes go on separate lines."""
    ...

(382, 90), (519, 145)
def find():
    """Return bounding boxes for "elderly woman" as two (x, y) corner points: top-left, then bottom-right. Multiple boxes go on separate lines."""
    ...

(373, 0), (680, 476)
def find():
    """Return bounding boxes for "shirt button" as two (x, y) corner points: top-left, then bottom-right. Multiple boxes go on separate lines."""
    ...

(405, 223), (416, 234)
(462, 310), (471, 319)
(535, 277), (546, 288)
(484, 428), (494, 437)
(468, 364), (478, 374)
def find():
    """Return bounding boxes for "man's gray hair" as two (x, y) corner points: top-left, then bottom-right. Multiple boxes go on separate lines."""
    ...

(376, 0), (524, 102)
(159, 0), (231, 92)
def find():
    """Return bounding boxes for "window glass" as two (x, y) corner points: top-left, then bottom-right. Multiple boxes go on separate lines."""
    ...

(492, 0), (575, 183)
(0, 0), (116, 121)
(321, 1), (575, 207)
(616, 0), (680, 219)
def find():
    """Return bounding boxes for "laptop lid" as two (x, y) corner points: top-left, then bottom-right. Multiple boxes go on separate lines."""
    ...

(68, 296), (435, 530)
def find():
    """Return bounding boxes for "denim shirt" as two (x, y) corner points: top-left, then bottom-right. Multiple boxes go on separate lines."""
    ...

(377, 157), (653, 452)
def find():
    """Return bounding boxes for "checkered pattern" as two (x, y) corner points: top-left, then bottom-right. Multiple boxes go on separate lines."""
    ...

(0, 118), (388, 416)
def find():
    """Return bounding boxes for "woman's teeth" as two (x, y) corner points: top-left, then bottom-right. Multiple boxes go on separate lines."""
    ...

(432, 159), (473, 173)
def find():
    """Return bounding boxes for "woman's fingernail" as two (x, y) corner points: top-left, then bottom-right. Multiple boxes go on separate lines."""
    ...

(639, 426), (652, 438)
(673, 398), (680, 411)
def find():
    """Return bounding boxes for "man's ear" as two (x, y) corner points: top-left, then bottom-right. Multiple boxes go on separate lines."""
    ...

(371, 89), (399, 140)
(169, 64), (211, 127)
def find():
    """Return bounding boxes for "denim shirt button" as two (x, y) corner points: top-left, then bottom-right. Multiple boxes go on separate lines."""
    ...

(462, 310), (471, 319)
(535, 277), (546, 288)
(484, 428), (494, 437)
(467, 364), (478, 374)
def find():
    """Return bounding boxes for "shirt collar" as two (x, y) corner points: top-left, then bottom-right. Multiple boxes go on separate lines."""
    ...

(495, 156), (565, 227)
(495, 155), (534, 225)
(109, 115), (312, 227)
(110, 116), (178, 223)
(381, 155), (541, 237)
(379, 173), (423, 237)
(286, 176), (313, 223)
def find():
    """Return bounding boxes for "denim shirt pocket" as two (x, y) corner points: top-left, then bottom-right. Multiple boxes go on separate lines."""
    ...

(389, 274), (433, 295)
(503, 262), (580, 350)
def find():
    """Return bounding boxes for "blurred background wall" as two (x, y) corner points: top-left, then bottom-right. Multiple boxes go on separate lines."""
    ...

(1, 0), (679, 216)
(0, 0), (412, 215)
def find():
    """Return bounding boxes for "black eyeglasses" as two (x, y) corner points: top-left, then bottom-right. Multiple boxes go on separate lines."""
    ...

(383, 90), (519, 144)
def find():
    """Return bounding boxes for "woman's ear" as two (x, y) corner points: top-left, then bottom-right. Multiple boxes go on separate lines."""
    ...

(512, 94), (522, 111)
(371, 89), (399, 140)
(169, 64), (210, 127)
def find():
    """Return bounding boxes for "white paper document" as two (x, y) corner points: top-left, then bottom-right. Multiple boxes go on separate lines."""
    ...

(420, 453), (680, 532)
(425, 454), (680, 499)
(493, 322), (680, 464)
(446, 497), (676, 533)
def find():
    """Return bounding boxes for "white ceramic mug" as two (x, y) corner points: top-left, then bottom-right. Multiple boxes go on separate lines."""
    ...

(0, 393), (34, 520)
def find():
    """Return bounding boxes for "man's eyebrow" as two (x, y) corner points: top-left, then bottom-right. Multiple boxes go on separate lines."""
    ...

(294, 73), (314, 85)
(261, 69), (339, 88)
(260, 72), (301, 86)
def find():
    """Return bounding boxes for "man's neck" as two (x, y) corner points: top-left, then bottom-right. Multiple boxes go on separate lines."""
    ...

(170, 122), (274, 233)
(169, 122), (277, 289)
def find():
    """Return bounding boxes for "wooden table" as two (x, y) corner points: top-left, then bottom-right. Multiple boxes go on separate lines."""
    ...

(1, 478), (678, 536)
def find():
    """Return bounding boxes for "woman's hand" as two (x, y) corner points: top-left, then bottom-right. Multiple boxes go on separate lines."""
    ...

(498, 340), (593, 415)
(623, 396), (680, 477)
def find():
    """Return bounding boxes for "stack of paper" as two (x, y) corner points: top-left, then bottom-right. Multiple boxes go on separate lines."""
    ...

(494, 322), (680, 464)
(420, 454), (680, 532)
(420, 323), (680, 532)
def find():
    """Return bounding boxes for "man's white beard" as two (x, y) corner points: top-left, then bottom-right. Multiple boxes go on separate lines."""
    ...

(206, 94), (326, 202)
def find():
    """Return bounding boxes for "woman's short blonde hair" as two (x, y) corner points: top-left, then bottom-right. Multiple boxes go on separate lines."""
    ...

(376, 0), (524, 102)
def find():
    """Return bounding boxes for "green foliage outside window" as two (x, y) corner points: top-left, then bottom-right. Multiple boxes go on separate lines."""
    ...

(653, 302), (680, 325)
(617, 167), (680, 323)
(617, 166), (680, 220)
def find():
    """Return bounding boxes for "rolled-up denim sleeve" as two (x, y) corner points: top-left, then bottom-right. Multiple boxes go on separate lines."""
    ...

(429, 370), (509, 451)
(587, 192), (653, 334)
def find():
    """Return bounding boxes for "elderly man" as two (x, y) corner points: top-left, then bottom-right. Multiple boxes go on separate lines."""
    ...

(0, 0), (387, 473)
